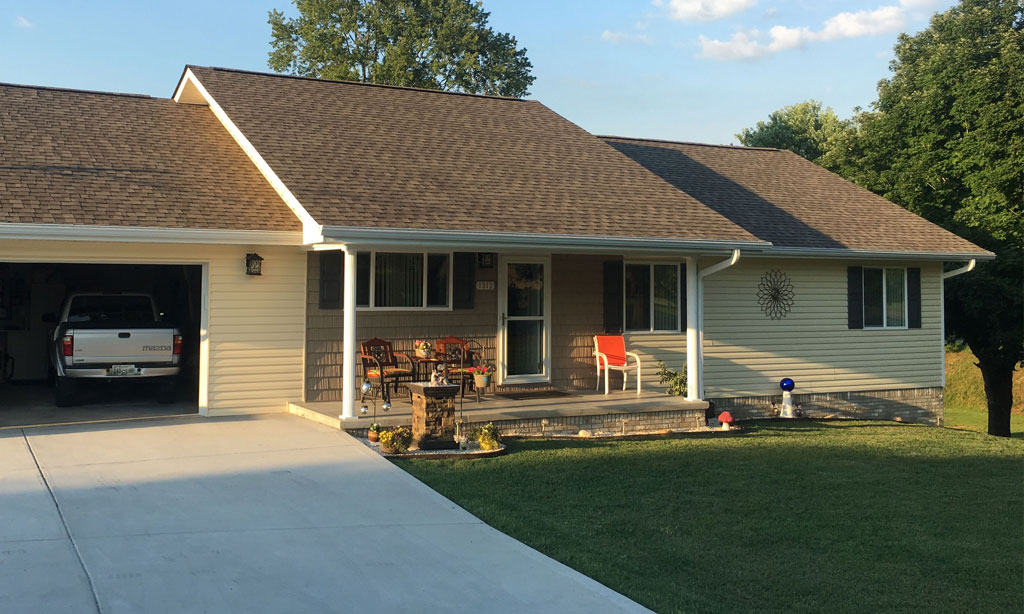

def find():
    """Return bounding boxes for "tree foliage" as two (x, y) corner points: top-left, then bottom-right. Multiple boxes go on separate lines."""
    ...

(268, 0), (535, 97)
(735, 100), (852, 165)
(739, 0), (1024, 436)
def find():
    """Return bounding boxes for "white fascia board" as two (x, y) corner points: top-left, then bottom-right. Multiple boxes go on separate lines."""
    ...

(319, 226), (770, 254)
(0, 223), (303, 245)
(173, 68), (324, 244)
(746, 246), (996, 262)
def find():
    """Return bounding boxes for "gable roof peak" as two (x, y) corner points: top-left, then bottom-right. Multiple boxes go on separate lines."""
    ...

(185, 65), (531, 103)
(601, 134), (780, 152)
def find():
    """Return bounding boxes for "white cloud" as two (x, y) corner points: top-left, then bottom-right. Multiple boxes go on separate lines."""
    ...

(655, 0), (757, 22)
(14, 16), (32, 29)
(698, 3), (913, 60)
(601, 30), (654, 45)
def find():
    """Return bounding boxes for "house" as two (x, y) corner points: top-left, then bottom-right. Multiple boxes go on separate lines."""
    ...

(0, 66), (992, 428)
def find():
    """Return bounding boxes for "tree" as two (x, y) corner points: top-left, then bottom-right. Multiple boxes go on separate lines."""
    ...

(735, 100), (852, 166)
(738, 0), (1024, 436)
(267, 0), (535, 97)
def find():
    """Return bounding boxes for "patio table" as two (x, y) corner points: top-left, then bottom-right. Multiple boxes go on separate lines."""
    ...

(408, 355), (449, 381)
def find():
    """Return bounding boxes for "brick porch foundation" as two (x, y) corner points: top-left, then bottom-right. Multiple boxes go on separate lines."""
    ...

(710, 387), (944, 426)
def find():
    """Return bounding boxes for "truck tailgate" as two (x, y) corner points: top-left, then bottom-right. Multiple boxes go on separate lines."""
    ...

(71, 329), (176, 364)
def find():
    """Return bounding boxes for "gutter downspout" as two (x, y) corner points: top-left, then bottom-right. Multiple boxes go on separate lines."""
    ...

(686, 249), (741, 400)
(939, 259), (977, 388)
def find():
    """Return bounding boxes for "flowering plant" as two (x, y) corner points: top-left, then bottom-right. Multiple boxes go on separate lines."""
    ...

(378, 426), (412, 453)
(467, 364), (494, 376)
(413, 340), (433, 351)
(368, 423), (381, 433)
(473, 422), (502, 450)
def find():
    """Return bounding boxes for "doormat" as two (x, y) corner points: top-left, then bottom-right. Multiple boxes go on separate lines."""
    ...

(494, 390), (575, 401)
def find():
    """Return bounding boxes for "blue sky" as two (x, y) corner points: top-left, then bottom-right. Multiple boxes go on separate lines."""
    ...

(1, 1), (954, 144)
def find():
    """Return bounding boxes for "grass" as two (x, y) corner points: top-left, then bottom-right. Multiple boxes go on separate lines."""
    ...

(944, 349), (1024, 438)
(396, 422), (1023, 613)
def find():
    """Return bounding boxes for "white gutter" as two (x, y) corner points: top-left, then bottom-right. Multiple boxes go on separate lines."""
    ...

(320, 226), (769, 253)
(750, 246), (995, 262)
(942, 259), (977, 279)
(686, 249), (741, 401)
(699, 249), (741, 279)
(0, 223), (304, 246)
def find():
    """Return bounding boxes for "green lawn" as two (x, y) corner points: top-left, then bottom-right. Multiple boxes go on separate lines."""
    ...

(396, 422), (1023, 613)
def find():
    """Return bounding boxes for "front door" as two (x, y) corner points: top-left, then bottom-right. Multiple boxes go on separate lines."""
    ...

(498, 257), (551, 385)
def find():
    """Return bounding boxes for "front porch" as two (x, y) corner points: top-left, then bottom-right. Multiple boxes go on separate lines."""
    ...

(289, 388), (710, 437)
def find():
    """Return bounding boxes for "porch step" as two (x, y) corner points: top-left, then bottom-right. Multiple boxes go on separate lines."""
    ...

(288, 402), (341, 429)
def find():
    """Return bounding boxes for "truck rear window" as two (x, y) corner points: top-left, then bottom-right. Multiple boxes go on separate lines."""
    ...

(67, 296), (156, 323)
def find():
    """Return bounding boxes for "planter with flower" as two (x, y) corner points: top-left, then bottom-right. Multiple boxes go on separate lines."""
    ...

(413, 340), (434, 359)
(468, 364), (494, 390)
(474, 422), (502, 451)
(367, 423), (381, 443)
(378, 426), (412, 454)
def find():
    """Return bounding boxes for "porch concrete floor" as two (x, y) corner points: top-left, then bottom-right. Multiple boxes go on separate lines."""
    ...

(290, 389), (709, 431)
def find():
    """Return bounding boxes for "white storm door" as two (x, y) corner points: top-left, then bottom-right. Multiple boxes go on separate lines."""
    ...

(497, 256), (551, 385)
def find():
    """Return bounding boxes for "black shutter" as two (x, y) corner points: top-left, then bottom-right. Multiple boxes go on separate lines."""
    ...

(680, 263), (687, 331)
(603, 260), (624, 334)
(453, 252), (476, 309)
(319, 251), (342, 310)
(847, 266), (863, 329)
(907, 267), (922, 328)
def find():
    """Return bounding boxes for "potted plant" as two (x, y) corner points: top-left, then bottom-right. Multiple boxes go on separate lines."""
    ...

(475, 422), (502, 451)
(468, 364), (494, 390)
(367, 423), (381, 443)
(378, 426), (412, 454)
(413, 339), (434, 359)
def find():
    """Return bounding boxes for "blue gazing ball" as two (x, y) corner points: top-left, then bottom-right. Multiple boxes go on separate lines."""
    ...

(780, 378), (795, 392)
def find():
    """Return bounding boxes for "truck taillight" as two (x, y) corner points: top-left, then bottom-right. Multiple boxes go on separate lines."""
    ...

(173, 334), (183, 355)
(62, 335), (74, 357)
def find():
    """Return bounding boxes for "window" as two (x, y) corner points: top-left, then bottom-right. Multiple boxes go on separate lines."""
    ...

(624, 263), (680, 332)
(319, 251), (451, 310)
(863, 267), (906, 328)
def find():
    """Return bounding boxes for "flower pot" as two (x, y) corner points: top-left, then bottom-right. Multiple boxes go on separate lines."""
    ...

(473, 374), (491, 389)
(380, 444), (397, 454)
(367, 430), (379, 442)
(415, 348), (433, 359)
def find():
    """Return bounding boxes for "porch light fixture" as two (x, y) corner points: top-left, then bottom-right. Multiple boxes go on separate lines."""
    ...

(245, 253), (264, 276)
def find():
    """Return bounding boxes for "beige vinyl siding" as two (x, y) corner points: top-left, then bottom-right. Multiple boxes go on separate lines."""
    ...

(0, 239), (306, 415)
(703, 258), (942, 397)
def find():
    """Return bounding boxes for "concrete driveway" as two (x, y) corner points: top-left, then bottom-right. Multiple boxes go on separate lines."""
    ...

(0, 414), (647, 613)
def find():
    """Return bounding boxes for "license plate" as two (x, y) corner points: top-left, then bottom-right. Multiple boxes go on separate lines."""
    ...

(110, 364), (138, 376)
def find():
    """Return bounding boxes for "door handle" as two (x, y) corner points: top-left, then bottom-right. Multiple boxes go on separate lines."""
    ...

(501, 313), (507, 324)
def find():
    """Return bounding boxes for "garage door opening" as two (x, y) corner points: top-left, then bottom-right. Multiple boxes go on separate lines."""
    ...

(0, 263), (202, 427)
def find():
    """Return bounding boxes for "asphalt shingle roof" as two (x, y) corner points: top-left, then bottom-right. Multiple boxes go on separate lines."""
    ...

(0, 82), (300, 231)
(186, 66), (761, 244)
(603, 136), (989, 256)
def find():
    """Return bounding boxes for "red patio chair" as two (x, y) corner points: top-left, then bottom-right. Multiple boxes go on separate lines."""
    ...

(593, 335), (642, 395)
(360, 338), (413, 399)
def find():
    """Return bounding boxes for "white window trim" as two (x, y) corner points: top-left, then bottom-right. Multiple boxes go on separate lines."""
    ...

(863, 266), (909, 330)
(354, 250), (453, 312)
(623, 262), (682, 333)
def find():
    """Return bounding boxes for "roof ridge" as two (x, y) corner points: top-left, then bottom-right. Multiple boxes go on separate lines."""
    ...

(601, 134), (779, 152)
(0, 81), (154, 99)
(188, 65), (530, 103)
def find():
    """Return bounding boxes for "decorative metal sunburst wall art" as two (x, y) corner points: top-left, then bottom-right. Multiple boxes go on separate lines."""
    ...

(757, 269), (795, 320)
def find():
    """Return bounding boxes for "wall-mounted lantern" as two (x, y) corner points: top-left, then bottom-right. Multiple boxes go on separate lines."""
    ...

(245, 253), (264, 276)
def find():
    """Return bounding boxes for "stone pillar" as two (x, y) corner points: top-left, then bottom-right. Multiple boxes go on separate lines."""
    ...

(407, 383), (459, 450)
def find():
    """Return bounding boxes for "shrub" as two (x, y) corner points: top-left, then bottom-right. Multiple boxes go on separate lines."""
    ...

(656, 361), (687, 397)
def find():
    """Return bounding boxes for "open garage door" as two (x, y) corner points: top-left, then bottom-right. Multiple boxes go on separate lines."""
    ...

(0, 263), (201, 427)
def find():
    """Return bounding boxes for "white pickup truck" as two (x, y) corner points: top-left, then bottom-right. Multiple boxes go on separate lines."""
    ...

(49, 293), (182, 407)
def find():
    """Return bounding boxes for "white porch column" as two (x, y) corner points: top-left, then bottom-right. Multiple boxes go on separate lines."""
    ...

(340, 247), (358, 419)
(685, 257), (700, 400)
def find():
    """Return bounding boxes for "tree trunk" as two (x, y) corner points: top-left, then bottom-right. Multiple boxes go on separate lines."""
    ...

(977, 358), (1014, 437)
